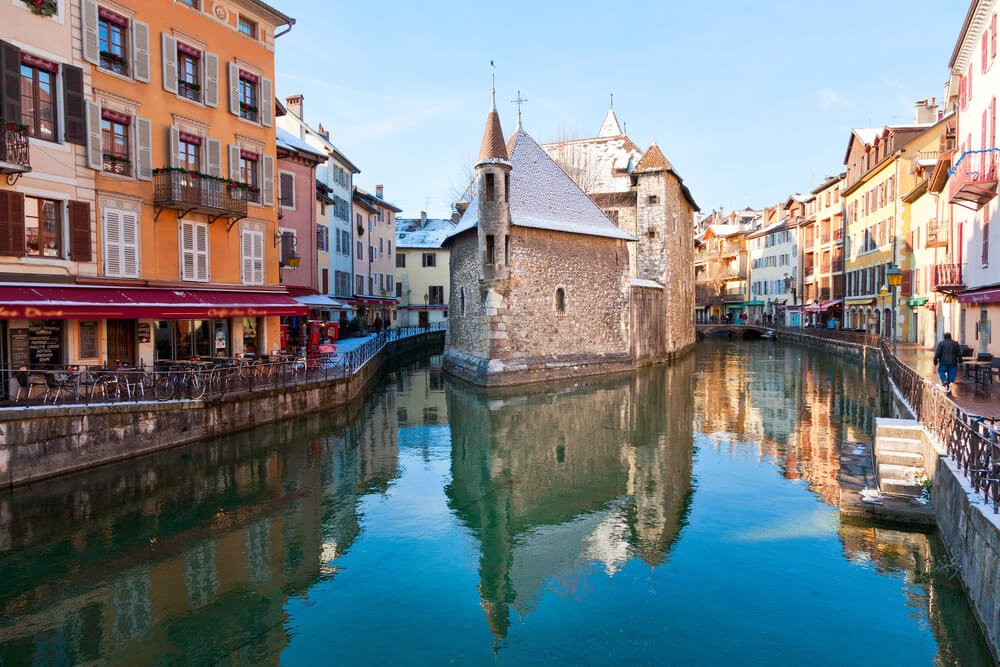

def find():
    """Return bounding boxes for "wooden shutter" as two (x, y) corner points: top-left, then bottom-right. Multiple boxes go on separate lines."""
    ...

(0, 190), (24, 257)
(279, 172), (294, 207)
(228, 144), (240, 180)
(262, 154), (274, 206)
(252, 229), (263, 284)
(260, 77), (273, 127)
(0, 41), (21, 124)
(85, 100), (102, 169)
(68, 200), (92, 262)
(203, 52), (219, 107)
(228, 62), (240, 115)
(168, 125), (180, 168)
(280, 231), (294, 265)
(195, 223), (208, 281)
(161, 34), (178, 94)
(206, 138), (222, 177)
(241, 228), (253, 284)
(122, 211), (139, 277)
(62, 64), (86, 145)
(181, 221), (195, 280)
(135, 116), (152, 180)
(132, 20), (151, 82)
(81, 0), (99, 65)
(104, 209), (122, 276)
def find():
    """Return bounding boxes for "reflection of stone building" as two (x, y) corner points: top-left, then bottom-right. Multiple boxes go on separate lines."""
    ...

(0, 383), (400, 664)
(445, 360), (694, 642)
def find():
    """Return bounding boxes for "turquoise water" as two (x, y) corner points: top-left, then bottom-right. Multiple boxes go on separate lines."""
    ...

(0, 341), (992, 665)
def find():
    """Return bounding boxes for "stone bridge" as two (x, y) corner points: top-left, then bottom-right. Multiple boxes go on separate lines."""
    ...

(695, 324), (771, 339)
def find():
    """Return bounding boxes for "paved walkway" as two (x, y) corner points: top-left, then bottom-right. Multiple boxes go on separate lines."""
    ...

(331, 333), (377, 356)
(894, 344), (1000, 419)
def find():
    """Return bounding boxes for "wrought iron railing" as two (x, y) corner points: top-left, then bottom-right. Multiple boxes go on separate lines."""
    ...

(153, 170), (249, 218)
(0, 122), (30, 169)
(948, 149), (999, 202)
(931, 263), (965, 289)
(1, 325), (445, 407)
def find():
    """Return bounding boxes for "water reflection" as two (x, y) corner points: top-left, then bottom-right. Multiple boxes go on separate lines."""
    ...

(0, 345), (993, 665)
(445, 356), (696, 642)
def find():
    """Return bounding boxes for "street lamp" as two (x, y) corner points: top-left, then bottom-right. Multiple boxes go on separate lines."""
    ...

(886, 265), (903, 354)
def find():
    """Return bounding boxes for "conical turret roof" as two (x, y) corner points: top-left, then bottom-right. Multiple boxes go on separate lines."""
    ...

(634, 143), (672, 173)
(477, 105), (510, 166)
(598, 107), (623, 137)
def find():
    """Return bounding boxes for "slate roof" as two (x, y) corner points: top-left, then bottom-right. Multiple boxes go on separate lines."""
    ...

(449, 126), (636, 242)
(477, 107), (510, 165)
(633, 143), (672, 173)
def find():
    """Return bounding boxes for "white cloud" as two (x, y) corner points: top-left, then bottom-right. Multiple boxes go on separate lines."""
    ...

(817, 88), (852, 111)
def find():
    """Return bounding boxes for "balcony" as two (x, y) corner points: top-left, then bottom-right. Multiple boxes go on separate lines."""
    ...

(930, 263), (965, 294)
(722, 288), (746, 303)
(949, 150), (998, 208)
(153, 169), (249, 223)
(925, 219), (949, 248)
(0, 122), (31, 181)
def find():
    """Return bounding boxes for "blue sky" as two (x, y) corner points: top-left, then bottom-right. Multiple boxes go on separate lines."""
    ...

(274, 1), (969, 219)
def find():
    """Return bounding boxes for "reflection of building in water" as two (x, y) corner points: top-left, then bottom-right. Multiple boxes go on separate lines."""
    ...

(694, 343), (764, 440)
(445, 360), (695, 642)
(392, 355), (449, 428)
(0, 382), (401, 665)
(837, 523), (993, 666)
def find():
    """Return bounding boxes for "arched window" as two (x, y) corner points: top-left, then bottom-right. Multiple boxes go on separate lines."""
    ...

(555, 287), (566, 313)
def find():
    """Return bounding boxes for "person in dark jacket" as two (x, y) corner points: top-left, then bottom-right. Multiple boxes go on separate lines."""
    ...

(933, 332), (963, 391)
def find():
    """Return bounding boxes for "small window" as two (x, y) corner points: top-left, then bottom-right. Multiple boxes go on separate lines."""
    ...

(648, 195), (659, 204)
(238, 73), (258, 122)
(279, 172), (295, 208)
(485, 234), (495, 264)
(178, 0), (198, 7)
(98, 11), (129, 76)
(485, 173), (495, 201)
(460, 288), (465, 316)
(24, 197), (62, 257)
(396, 253), (406, 268)
(422, 252), (436, 267)
(555, 287), (566, 313)
(395, 281), (403, 297)
(429, 286), (444, 305)
(238, 16), (257, 39)
(504, 234), (510, 265)
(101, 113), (131, 176)
(504, 173), (509, 201)
(177, 46), (201, 102)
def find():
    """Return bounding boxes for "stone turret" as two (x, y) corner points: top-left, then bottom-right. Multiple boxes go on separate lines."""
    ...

(475, 94), (512, 283)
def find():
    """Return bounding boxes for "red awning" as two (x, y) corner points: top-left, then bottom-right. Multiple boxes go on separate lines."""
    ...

(958, 286), (1000, 305)
(0, 284), (307, 320)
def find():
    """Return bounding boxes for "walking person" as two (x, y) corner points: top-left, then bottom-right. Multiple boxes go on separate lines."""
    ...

(933, 332), (962, 392)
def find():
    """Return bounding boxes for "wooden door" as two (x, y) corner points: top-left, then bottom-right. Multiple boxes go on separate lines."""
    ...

(107, 320), (136, 366)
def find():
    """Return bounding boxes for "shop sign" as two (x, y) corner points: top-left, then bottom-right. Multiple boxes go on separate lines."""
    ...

(0, 306), (67, 319)
(137, 322), (151, 343)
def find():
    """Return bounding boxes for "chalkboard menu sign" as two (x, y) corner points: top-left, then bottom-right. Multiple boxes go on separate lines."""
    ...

(79, 321), (98, 359)
(10, 329), (29, 367)
(29, 321), (63, 367)
(137, 322), (151, 344)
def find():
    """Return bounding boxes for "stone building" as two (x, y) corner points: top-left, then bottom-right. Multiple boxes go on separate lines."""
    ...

(443, 100), (698, 386)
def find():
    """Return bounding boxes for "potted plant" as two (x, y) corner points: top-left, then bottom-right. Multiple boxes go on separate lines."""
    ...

(21, 0), (57, 17)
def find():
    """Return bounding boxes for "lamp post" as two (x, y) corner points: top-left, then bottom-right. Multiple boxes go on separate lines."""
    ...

(886, 265), (903, 354)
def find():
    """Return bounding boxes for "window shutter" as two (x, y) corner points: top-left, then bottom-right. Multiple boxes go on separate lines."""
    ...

(228, 62), (240, 116)
(195, 223), (209, 281)
(122, 211), (139, 277)
(132, 20), (150, 82)
(68, 200), (92, 262)
(279, 172), (294, 207)
(203, 52), (219, 108)
(81, 0), (99, 65)
(135, 116), (152, 181)
(0, 41), (22, 124)
(181, 221), (195, 280)
(260, 77), (273, 127)
(162, 34), (178, 94)
(0, 190), (24, 257)
(104, 210), (122, 276)
(168, 125), (180, 168)
(85, 100), (102, 170)
(280, 231), (294, 265)
(206, 138), (222, 177)
(62, 64), (86, 145)
(252, 229), (263, 284)
(262, 155), (275, 206)
(241, 229), (253, 284)
(984, 34), (989, 74)
(228, 144), (240, 180)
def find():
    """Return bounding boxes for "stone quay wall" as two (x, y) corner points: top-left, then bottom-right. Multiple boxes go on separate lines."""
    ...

(0, 331), (444, 490)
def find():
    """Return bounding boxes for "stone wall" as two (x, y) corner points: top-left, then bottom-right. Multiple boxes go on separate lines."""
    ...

(445, 230), (486, 359)
(0, 332), (443, 489)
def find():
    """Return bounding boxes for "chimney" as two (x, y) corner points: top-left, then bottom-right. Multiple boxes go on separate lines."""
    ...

(455, 201), (470, 220)
(286, 94), (303, 119)
(420, 210), (427, 227)
(316, 123), (329, 140)
(914, 98), (938, 125)
(376, 184), (384, 199)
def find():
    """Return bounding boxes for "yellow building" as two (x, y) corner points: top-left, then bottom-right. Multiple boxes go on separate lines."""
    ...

(395, 213), (454, 327)
(842, 100), (943, 338)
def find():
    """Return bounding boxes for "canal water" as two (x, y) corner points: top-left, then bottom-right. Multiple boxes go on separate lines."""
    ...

(0, 341), (993, 665)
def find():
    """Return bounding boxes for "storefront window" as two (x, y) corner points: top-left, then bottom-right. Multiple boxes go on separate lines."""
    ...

(153, 319), (231, 360)
(242, 317), (259, 355)
(154, 320), (172, 361)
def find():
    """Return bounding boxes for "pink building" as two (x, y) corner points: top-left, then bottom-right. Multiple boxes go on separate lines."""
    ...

(352, 185), (400, 328)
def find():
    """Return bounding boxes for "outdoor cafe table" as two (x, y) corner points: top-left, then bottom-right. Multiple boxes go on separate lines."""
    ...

(963, 360), (994, 390)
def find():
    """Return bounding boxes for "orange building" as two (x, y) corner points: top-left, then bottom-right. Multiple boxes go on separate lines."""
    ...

(0, 0), (301, 372)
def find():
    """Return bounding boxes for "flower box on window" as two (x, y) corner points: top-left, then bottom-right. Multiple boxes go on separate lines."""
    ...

(103, 153), (131, 176)
(99, 50), (129, 75)
(21, 0), (57, 17)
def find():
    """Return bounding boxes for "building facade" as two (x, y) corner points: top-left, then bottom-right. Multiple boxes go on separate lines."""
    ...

(352, 185), (399, 327)
(804, 174), (846, 326)
(747, 216), (796, 325)
(395, 213), (454, 328)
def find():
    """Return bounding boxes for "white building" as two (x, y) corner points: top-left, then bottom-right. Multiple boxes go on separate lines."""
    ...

(747, 218), (798, 325)
(395, 213), (454, 327)
(947, 0), (1000, 356)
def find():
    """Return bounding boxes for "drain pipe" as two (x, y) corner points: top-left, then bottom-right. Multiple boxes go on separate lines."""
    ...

(275, 21), (294, 39)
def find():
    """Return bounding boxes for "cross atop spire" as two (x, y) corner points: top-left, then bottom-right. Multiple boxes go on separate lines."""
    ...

(511, 90), (528, 128)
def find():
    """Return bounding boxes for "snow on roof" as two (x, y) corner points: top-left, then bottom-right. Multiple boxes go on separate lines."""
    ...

(598, 108), (623, 137)
(448, 127), (636, 242)
(629, 278), (664, 289)
(396, 217), (456, 248)
(706, 223), (753, 238)
(276, 128), (326, 161)
(854, 128), (881, 146)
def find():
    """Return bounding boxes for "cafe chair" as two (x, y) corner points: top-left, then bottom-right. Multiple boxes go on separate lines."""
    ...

(13, 370), (46, 402)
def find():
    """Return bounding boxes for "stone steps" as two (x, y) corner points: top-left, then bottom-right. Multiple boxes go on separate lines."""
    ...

(880, 479), (925, 496)
(879, 463), (919, 483)
(878, 450), (925, 467)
